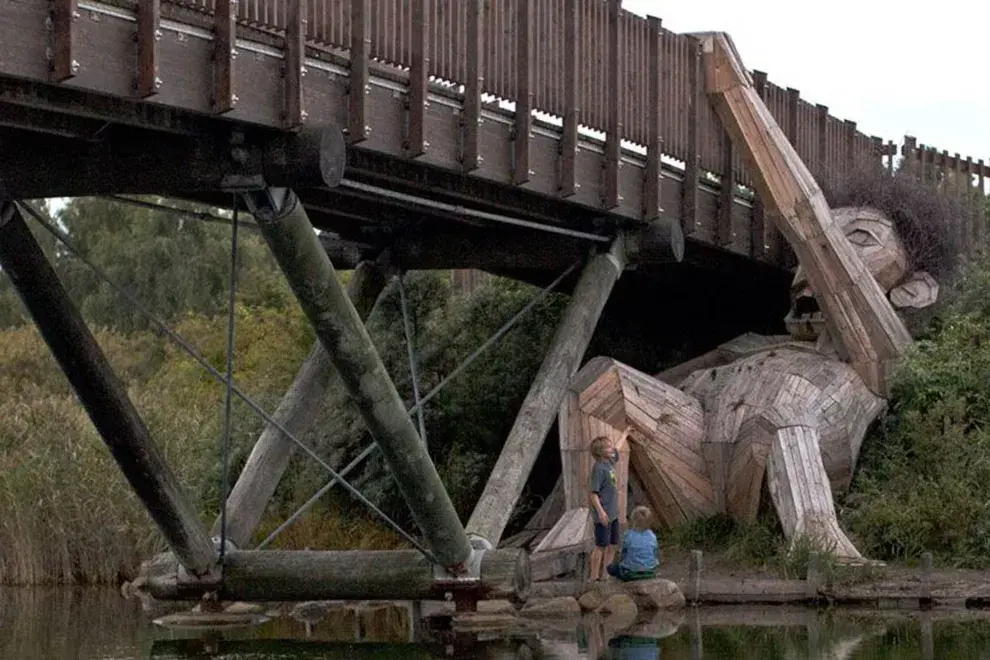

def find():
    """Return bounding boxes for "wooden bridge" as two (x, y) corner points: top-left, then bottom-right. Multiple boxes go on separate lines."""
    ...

(2, 0), (988, 614)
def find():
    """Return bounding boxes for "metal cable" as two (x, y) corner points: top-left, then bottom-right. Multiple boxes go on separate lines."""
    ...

(103, 195), (259, 230)
(257, 259), (580, 548)
(218, 196), (239, 562)
(397, 272), (427, 448)
(18, 201), (436, 562)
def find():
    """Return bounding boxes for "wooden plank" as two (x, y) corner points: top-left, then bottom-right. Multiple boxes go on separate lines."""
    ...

(816, 104), (829, 184)
(643, 16), (663, 220)
(213, 0), (235, 114)
(602, 0), (621, 210)
(348, 0), (369, 143)
(785, 88), (800, 149)
(51, 0), (78, 83)
(135, 0), (160, 98)
(681, 37), (702, 235)
(512, 0), (532, 185)
(752, 71), (777, 264)
(558, 0), (578, 198)
(461, 0), (481, 171)
(284, 0), (305, 129)
(406, 0), (427, 158)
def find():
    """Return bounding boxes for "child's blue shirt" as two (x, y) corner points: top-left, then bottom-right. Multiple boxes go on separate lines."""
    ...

(620, 528), (659, 572)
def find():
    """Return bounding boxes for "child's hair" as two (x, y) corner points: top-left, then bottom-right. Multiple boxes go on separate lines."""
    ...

(589, 436), (610, 459)
(630, 505), (654, 531)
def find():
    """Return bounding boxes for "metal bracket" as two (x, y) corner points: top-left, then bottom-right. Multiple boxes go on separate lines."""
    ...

(240, 187), (293, 222)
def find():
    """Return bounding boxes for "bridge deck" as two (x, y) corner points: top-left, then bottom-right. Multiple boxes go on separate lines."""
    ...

(1, 0), (907, 279)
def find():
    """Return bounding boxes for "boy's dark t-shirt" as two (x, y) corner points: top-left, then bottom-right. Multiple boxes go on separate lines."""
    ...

(590, 455), (619, 522)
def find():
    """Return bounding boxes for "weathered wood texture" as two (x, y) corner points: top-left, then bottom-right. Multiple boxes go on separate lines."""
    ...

(214, 260), (388, 548)
(691, 32), (912, 395)
(466, 238), (626, 547)
(533, 507), (594, 554)
(0, 202), (216, 577)
(149, 548), (530, 602)
(253, 191), (471, 568)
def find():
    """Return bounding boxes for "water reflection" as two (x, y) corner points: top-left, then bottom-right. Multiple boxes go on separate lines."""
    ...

(6, 587), (990, 659)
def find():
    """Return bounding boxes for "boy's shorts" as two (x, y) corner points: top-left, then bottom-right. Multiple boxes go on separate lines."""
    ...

(593, 519), (619, 547)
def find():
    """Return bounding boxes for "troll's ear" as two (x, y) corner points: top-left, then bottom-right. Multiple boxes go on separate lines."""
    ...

(889, 271), (939, 309)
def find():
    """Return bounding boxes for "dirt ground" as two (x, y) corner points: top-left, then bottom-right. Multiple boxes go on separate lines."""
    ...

(657, 547), (990, 601)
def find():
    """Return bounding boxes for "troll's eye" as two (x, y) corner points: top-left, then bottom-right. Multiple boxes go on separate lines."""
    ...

(847, 229), (881, 248)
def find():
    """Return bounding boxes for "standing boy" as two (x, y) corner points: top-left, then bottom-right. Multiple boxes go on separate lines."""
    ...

(588, 434), (620, 581)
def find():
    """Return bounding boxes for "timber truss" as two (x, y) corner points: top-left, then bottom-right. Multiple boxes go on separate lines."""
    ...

(0, 122), (673, 609)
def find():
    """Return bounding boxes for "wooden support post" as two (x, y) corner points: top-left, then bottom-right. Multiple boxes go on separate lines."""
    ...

(844, 120), (857, 173)
(690, 606), (703, 660)
(903, 135), (918, 178)
(806, 551), (822, 600)
(602, 0), (621, 210)
(51, 0), (78, 82)
(512, 0), (532, 185)
(558, 0), (578, 198)
(461, 0), (482, 171)
(0, 201), (216, 577)
(753, 71), (779, 264)
(147, 548), (530, 603)
(284, 0), (305, 129)
(406, 0), (428, 158)
(348, 0), (369, 143)
(213, 0), (235, 114)
(920, 613), (935, 660)
(815, 103), (829, 184)
(249, 190), (471, 569)
(920, 551), (933, 606)
(682, 39), (702, 235)
(717, 130), (734, 248)
(135, 0), (160, 98)
(465, 238), (627, 547)
(643, 17), (663, 221)
(887, 140), (896, 175)
(785, 87), (799, 149)
(214, 260), (388, 548)
(689, 549), (702, 604)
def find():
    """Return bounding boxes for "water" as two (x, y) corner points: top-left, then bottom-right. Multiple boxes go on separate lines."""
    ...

(4, 588), (990, 659)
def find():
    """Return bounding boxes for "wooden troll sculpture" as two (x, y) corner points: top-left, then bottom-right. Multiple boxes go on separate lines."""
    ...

(549, 33), (941, 562)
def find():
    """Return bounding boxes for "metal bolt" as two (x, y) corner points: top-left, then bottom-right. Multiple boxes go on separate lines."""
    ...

(423, 141), (430, 149)
(364, 84), (371, 93)
(230, 49), (238, 60)
(44, 16), (52, 29)
(300, 66), (307, 77)
(300, 110), (308, 121)
(528, 169), (535, 177)
(154, 77), (162, 89)
(154, 29), (162, 41)
(364, 125), (371, 135)
(72, 10), (80, 19)
(575, 183), (582, 190)
(478, 156), (484, 164)
(231, 94), (239, 106)
(70, 60), (80, 74)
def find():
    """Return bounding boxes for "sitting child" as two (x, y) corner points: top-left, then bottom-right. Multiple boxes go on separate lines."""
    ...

(606, 505), (659, 581)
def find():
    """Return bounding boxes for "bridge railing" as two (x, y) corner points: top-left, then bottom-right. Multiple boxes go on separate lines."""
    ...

(171, 0), (987, 202)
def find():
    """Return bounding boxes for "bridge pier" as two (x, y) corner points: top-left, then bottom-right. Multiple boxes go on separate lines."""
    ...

(0, 200), (217, 579)
(466, 235), (627, 547)
(244, 187), (473, 572)
(212, 258), (389, 548)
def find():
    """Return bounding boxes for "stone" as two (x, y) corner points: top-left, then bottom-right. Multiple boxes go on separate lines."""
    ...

(477, 599), (517, 615)
(225, 601), (266, 614)
(598, 593), (638, 617)
(624, 578), (685, 611)
(519, 596), (582, 619)
(578, 590), (605, 612)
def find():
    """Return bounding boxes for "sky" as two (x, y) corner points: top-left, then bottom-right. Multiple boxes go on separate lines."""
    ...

(621, 0), (990, 166)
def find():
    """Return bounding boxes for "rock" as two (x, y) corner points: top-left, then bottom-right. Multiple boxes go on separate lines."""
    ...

(519, 596), (582, 619)
(290, 600), (336, 622)
(598, 593), (637, 617)
(477, 599), (517, 615)
(225, 602), (266, 614)
(624, 578), (685, 611)
(578, 590), (605, 612)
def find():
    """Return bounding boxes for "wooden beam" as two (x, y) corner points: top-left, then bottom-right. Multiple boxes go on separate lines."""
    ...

(51, 0), (78, 82)
(284, 0), (305, 129)
(643, 16), (663, 221)
(0, 201), (216, 577)
(512, 0), (532, 185)
(558, 0), (578, 198)
(135, 0), (160, 98)
(466, 238), (627, 547)
(348, 0), (369, 143)
(214, 261), (388, 548)
(249, 190), (472, 569)
(461, 0), (482, 171)
(717, 129), (734, 248)
(147, 549), (530, 603)
(213, 0), (235, 114)
(602, 0), (621, 210)
(406, 0), (428, 158)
